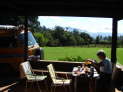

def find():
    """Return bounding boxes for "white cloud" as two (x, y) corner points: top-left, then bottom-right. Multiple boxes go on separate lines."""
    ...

(38, 16), (123, 33)
(118, 20), (123, 33)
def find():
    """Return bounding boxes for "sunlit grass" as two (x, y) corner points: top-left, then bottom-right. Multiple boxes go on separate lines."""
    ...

(43, 47), (123, 64)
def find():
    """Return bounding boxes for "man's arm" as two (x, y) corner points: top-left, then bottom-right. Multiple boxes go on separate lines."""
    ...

(92, 62), (100, 73)
(86, 59), (100, 73)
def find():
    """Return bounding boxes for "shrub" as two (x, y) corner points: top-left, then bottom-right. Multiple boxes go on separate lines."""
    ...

(58, 56), (84, 62)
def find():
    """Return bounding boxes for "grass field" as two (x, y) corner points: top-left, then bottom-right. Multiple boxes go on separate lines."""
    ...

(43, 47), (123, 64)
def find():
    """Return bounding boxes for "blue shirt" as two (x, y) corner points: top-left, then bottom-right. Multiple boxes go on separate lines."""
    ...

(100, 58), (112, 74)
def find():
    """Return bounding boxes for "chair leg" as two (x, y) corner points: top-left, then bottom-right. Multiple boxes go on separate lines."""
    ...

(44, 80), (49, 92)
(51, 86), (55, 92)
(36, 81), (42, 92)
(63, 85), (67, 92)
(54, 86), (56, 92)
(30, 82), (33, 92)
(69, 85), (72, 92)
(31, 82), (35, 92)
(25, 81), (28, 92)
(50, 86), (53, 92)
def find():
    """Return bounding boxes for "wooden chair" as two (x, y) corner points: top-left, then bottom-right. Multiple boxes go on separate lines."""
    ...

(20, 61), (47, 92)
(47, 64), (72, 92)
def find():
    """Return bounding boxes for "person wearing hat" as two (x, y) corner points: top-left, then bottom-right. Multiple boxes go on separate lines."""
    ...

(88, 50), (112, 92)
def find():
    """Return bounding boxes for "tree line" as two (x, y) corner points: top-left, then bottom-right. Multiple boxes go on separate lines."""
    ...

(34, 26), (93, 46)
(33, 25), (123, 47)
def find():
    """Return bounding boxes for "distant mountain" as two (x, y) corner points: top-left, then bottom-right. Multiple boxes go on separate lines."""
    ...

(66, 27), (123, 38)
(88, 32), (123, 38)
(89, 32), (112, 38)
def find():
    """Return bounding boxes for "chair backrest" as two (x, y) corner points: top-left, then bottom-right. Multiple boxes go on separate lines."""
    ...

(47, 64), (56, 83)
(20, 61), (33, 79)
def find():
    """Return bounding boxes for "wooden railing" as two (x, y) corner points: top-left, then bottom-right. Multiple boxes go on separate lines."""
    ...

(30, 60), (83, 72)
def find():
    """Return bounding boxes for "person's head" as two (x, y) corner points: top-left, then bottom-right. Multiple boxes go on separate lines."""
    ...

(97, 50), (106, 60)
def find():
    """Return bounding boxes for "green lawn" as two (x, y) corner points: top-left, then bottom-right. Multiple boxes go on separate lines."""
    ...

(43, 47), (123, 64)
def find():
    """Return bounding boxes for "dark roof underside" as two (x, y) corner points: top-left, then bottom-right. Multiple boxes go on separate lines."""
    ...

(0, 0), (123, 18)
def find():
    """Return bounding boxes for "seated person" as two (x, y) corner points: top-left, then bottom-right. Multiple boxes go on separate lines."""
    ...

(88, 50), (112, 92)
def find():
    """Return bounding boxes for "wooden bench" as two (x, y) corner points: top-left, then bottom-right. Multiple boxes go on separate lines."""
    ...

(0, 82), (17, 92)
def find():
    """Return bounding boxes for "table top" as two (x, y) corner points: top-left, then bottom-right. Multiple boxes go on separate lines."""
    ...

(72, 67), (99, 78)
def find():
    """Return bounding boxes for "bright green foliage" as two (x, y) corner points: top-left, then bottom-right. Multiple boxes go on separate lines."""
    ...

(34, 33), (48, 46)
(59, 56), (84, 62)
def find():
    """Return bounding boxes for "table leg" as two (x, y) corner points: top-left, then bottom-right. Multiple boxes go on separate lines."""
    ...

(89, 79), (92, 92)
(74, 77), (77, 92)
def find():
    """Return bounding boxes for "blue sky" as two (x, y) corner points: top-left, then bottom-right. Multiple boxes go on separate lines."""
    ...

(38, 16), (123, 33)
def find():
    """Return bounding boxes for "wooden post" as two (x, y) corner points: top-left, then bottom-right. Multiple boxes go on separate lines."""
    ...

(24, 16), (28, 61)
(111, 18), (118, 65)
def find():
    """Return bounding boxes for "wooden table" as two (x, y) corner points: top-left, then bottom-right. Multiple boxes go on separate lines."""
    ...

(72, 67), (99, 92)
